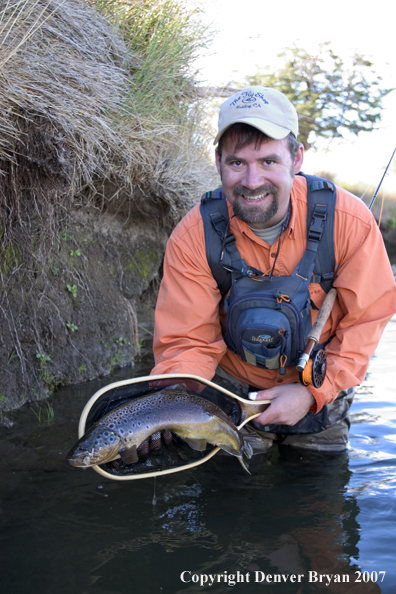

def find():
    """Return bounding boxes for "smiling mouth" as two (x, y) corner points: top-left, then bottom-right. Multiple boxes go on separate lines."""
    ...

(240, 192), (270, 202)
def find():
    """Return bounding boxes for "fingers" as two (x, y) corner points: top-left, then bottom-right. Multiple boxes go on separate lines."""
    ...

(253, 384), (315, 426)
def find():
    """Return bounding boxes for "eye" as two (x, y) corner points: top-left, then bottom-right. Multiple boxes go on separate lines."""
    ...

(263, 159), (275, 166)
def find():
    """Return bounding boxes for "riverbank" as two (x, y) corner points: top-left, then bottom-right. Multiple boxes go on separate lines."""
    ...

(0, 0), (217, 413)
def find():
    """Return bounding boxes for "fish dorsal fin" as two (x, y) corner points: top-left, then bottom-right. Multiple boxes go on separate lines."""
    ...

(119, 445), (138, 464)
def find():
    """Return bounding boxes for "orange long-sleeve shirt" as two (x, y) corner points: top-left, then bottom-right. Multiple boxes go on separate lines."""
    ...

(152, 175), (396, 412)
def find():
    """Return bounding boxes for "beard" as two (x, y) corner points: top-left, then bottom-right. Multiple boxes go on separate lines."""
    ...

(231, 184), (279, 227)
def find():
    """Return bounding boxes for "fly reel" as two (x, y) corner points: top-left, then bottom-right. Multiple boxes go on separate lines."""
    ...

(296, 288), (337, 389)
(299, 349), (327, 389)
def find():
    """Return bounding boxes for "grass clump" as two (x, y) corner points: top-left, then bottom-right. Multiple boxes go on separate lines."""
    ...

(93, 0), (207, 131)
(0, 0), (215, 255)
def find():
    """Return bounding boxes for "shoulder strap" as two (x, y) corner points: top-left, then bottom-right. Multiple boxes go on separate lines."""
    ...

(200, 188), (241, 295)
(297, 173), (337, 293)
(200, 175), (337, 295)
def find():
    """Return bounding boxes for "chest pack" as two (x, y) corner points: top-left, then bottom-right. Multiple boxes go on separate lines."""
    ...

(200, 173), (337, 375)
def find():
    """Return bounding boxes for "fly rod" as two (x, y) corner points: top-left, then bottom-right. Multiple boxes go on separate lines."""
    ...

(368, 147), (396, 211)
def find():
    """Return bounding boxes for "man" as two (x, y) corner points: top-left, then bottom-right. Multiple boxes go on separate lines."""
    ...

(151, 86), (396, 453)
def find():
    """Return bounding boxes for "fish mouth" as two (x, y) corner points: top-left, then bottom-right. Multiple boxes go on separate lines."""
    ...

(67, 446), (116, 467)
(66, 450), (95, 467)
(67, 456), (90, 467)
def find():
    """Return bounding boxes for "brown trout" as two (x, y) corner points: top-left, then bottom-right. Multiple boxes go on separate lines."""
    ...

(66, 385), (253, 472)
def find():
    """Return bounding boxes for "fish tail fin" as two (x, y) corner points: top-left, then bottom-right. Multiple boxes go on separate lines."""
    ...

(238, 440), (253, 474)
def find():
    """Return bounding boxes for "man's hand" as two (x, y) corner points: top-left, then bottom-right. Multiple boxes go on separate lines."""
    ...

(253, 383), (315, 426)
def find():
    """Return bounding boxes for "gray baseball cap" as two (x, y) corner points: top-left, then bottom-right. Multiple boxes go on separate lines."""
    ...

(214, 86), (299, 145)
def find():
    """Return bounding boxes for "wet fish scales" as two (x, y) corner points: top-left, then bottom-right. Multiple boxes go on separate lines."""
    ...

(66, 386), (252, 472)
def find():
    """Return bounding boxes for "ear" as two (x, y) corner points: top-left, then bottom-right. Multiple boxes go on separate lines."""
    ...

(215, 148), (222, 177)
(293, 143), (304, 174)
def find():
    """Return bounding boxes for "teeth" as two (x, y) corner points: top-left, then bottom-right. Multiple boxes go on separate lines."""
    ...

(244, 193), (269, 202)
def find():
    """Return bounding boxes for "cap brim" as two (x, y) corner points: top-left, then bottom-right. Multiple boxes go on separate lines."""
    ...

(214, 117), (291, 145)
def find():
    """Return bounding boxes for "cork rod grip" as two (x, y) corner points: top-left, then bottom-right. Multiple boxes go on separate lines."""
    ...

(307, 287), (337, 344)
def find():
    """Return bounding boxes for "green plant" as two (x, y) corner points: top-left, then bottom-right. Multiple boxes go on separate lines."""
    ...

(110, 350), (121, 370)
(31, 401), (54, 424)
(386, 208), (396, 229)
(66, 284), (78, 298)
(69, 249), (81, 257)
(36, 351), (51, 365)
(0, 394), (7, 403)
(66, 321), (78, 332)
(110, 337), (132, 371)
(60, 229), (73, 242)
(92, 0), (209, 139)
(36, 352), (60, 395)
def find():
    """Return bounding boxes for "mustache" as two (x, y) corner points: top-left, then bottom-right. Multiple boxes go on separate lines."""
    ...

(233, 184), (278, 198)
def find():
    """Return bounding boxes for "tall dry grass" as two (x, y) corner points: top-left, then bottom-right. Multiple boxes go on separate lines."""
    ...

(0, 0), (216, 255)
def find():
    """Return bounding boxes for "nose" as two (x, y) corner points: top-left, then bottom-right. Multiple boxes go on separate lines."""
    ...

(242, 164), (265, 190)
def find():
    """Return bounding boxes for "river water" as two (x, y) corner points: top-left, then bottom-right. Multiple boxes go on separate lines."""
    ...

(1, 315), (396, 594)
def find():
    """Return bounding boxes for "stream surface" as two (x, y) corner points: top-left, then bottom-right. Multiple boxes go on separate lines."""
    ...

(1, 317), (396, 594)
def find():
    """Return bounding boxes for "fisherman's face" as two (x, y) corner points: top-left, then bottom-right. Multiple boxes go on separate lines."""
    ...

(215, 136), (304, 229)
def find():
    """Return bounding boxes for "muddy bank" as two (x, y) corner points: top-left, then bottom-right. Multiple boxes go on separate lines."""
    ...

(0, 203), (170, 412)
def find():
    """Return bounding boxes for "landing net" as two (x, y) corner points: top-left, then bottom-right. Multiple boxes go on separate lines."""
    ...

(84, 378), (241, 477)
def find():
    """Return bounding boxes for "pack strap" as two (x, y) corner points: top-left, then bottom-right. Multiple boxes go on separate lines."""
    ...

(201, 174), (337, 294)
(200, 188), (244, 294)
(297, 173), (337, 292)
(297, 203), (328, 280)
